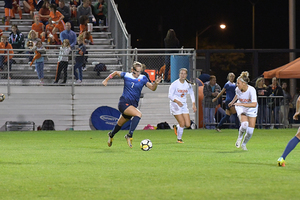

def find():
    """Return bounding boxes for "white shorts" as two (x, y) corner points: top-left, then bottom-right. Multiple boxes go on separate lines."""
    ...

(235, 105), (258, 118)
(170, 101), (189, 115)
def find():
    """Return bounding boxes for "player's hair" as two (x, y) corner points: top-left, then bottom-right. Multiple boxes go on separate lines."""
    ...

(227, 72), (235, 81)
(132, 61), (142, 70)
(238, 71), (250, 83)
(179, 68), (195, 85)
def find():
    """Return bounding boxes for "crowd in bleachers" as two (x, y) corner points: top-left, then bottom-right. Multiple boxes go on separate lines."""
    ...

(2, 0), (107, 48)
(1, 0), (109, 83)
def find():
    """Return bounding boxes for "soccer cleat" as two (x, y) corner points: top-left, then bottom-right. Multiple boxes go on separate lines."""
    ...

(177, 139), (184, 143)
(124, 134), (133, 148)
(215, 128), (221, 132)
(173, 125), (178, 136)
(277, 157), (286, 167)
(235, 138), (242, 148)
(107, 132), (113, 147)
(241, 144), (248, 151)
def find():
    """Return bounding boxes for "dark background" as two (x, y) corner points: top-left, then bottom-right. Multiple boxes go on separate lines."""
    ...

(114, 0), (299, 49)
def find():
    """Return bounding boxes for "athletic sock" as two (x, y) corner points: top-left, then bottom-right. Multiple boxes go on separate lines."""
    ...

(177, 126), (184, 140)
(217, 115), (230, 128)
(110, 124), (121, 137)
(242, 127), (254, 145)
(282, 136), (300, 159)
(128, 116), (141, 137)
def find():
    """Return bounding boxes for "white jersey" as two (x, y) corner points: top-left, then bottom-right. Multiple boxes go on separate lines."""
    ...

(235, 85), (258, 117)
(236, 85), (257, 104)
(168, 79), (195, 104)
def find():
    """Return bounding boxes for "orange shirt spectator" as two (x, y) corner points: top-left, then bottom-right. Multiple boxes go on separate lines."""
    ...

(49, 7), (65, 32)
(32, 15), (45, 37)
(0, 36), (14, 63)
(39, 1), (50, 25)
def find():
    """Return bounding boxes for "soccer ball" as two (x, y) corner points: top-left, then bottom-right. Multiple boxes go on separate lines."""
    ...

(140, 139), (153, 151)
(0, 93), (5, 102)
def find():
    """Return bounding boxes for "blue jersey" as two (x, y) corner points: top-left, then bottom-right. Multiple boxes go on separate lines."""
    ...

(224, 81), (236, 102)
(119, 72), (148, 107)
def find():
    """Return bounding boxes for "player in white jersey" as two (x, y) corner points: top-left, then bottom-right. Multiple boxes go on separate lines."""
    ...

(228, 71), (258, 150)
(168, 68), (197, 143)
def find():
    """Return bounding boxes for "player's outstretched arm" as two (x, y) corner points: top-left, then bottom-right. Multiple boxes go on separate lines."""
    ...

(102, 71), (121, 86)
(147, 76), (162, 91)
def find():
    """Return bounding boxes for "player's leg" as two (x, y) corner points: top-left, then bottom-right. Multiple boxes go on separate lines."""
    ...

(122, 106), (142, 148)
(240, 116), (256, 150)
(108, 115), (129, 147)
(236, 114), (248, 148)
(277, 127), (300, 166)
(174, 114), (185, 143)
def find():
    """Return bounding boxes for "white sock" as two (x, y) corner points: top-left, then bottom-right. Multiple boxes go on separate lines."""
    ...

(242, 127), (254, 145)
(177, 126), (184, 140)
(238, 121), (248, 139)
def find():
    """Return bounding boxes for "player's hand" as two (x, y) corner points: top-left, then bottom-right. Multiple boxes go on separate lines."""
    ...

(192, 105), (197, 113)
(228, 102), (233, 107)
(102, 79), (108, 86)
(155, 76), (162, 84)
(177, 101), (183, 107)
(293, 112), (300, 120)
(212, 98), (216, 102)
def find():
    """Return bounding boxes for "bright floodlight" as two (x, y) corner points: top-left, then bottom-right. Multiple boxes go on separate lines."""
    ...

(220, 24), (226, 29)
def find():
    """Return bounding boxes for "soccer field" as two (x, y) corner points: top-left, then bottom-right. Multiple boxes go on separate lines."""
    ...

(1, 129), (300, 200)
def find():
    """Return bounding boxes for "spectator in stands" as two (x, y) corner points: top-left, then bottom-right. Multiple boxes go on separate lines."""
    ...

(203, 75), (221, 129)
(31, 40), (46, 84)
(79, 15), (94, 44)
(8, 24), (24, 49)
(82, 31), (93, 45)
(60, 22), (77, 49)
(281, 82), (292, 127)
(54, 39), (71, 84)
(0, 35), (14, 74)
(0, 30), (3, 38)
(267, 77), (284, 128)
(32, 15), (46, 42)
(58, 0), (71, 23)
(77, 0), (95, 25)
(49, 4), (65, 44)
(25, 30), (40, 62)
(164, 29), (180, 82)
(255, 77), (269, 129)
(4, 0), (13, 31)
(73, 35), (86, 84)
(23, 0), (36, 18)
(93, 0), (107, 26)
(39, 0), (51, 27)
(12, 0), (22, 20)
(45, 18), (56, 45)
(70, 0), (81, 20)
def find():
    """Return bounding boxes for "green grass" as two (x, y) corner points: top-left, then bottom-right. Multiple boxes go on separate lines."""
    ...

(1, 129), (300, 200)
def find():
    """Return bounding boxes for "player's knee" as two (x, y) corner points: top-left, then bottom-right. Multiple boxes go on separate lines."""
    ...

(295, 128), (300, 139)
(240, 121), (248, 131)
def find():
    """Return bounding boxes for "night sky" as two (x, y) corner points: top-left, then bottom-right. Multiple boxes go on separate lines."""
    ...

(115, 0), (299, 49)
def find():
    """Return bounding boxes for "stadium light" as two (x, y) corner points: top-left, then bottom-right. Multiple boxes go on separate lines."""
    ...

(195, 24), (226, 50)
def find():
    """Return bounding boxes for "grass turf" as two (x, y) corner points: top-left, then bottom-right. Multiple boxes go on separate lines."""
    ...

(1, 128), (300, 200)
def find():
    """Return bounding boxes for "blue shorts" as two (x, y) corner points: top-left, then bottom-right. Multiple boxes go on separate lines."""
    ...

(224, 100), (231, 110)
(118, 101), (133, 119)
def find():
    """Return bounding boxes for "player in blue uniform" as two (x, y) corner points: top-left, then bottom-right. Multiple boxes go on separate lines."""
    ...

(212, 72), (239, 131)
(102, 61), (162, 148)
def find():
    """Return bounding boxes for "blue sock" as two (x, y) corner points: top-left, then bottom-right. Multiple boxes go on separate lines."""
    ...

(281, 136), (300, 159)
(217, 115), (230, 128)
(111, 124), (121, 137)
(128, 116), (141, 137)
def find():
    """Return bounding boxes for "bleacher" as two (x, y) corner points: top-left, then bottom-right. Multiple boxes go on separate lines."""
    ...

(0, 1), (123, 85)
